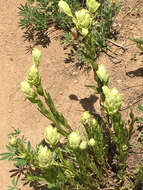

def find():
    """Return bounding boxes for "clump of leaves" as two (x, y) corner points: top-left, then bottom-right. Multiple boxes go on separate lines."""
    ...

(18, 0), (81, 31)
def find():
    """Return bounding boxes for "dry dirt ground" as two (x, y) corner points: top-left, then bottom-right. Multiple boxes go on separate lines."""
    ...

(0, 0), (143, 189)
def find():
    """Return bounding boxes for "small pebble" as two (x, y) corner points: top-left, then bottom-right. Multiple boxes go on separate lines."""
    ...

(59, 91), (63, 95)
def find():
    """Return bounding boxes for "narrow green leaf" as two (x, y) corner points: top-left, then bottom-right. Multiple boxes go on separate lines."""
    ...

(0, 152), (10, 156)
(12, 178), (16, 186)
(138, 104), (143, 112)
(27, 141), (31, 153)
(131, 38), (143, 44)
(85, 85), (98, 93)
(0, 155), (11, 160)
(138, 117), (143, 124)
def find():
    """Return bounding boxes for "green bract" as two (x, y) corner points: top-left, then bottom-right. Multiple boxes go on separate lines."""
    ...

(96, 64), (109, 83)
(86, 0), (100, 13)
(91, 119), (98, 127)
(32, 48), (42, 67)
(58, 0), (73, 17)
(88, 138), (95, 146)
(25, 65), (41, 86)
(20, 80), (37, 100)
(81, 111), (90, 124)
(74, 9), (92, 35)
(80, 140), (87, 150)
(37, 145), (53, 168)
(103, 86), (122, 115)
(68, 131), (81, 149)
(44, 125), (60, 146)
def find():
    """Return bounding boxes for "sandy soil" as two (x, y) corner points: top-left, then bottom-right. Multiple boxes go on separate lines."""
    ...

(0, 0), (143, 189)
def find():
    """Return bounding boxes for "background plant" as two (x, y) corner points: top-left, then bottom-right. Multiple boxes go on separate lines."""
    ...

(18, 0), (121, 62)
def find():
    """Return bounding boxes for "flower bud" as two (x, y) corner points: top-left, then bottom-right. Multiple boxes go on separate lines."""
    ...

(9, 136), (17, 146)
(102, 86), (122, 115)
(44, 125), (60, 146)
(38, 145), (53, 168)
(122, 145), (128, 151)
(58, 0), (73, 17)
(80, 140), (87, 150)
(32, 48), (42, 67)
(88, 138), (95, 146)
(86, 0), (100, 13)
(81, 111), (90, 124)
(25, 65), (41, 86)
(68, 131), (81, 149)
(21, 80), (37, 100)
(96, 64), (109, 83)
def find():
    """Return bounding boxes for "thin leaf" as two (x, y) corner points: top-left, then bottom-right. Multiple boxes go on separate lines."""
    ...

(138, 104), (143, 112)
(27, 141), (31, 153)
(0, 154), (11, 160)
(131, 38), (143, 44)
(138, 118), (143, 124)
(0, 152), (10, 156)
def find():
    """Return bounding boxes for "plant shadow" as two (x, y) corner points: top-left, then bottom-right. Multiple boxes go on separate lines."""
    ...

(22, 27), (53, 53)
(126, 67), (143, 78)
(69, 94), (99, 117)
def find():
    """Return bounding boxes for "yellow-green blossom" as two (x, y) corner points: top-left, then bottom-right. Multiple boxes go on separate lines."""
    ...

(32, 48), (42, 67)
(58, 0), (73, 17)
(73, 9), (92, 35)
(88, 138), (95, 146)
(86, 0), (100, 13)
(68, 131), (81, 149)
(81, 111), (90, 124)
(38, 145), (53, 168)
(122, 145), (128, 151)
(44, 125), (60, 146)
(25, 65), (41, 86)
(9, 136), (17, 146)
(96, 64), (109, 83)
(80, 140), (87, 150)
(91, 119), (98, 127)
(102, 86), (122, 115)
(21, 80), (37, 100)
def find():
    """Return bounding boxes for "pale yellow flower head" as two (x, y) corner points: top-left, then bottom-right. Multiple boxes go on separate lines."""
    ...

(86, 0), (100, 13)
(68, 131), (82, 149)
(38, 145), (53, 168)
(21, 80), (37, 99)
(80, 140), (88, 150)
(88, 138), (95, 146)
(73, 9), (92, 35)
(44, 125), (60, 146)
(9, 136), (17, 146)
(96, 64), (109, 83)
(81, 111), (90, 124)
(25, 64), (41, 86)
(102, 86), (122, 115)
(58, 0), (73, 17)
(32, 48), (42, 67)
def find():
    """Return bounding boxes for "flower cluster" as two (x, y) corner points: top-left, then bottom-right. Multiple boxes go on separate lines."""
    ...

(68, 130), (96, 150)
(44, 125), (60, 146)
(58, 0), (100, 36)
(37, 145), (54, 168)
(21, 48), (42, 102)
(102, 86), (122, 115)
